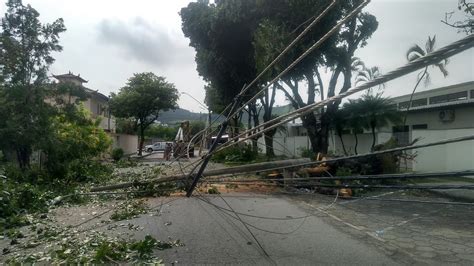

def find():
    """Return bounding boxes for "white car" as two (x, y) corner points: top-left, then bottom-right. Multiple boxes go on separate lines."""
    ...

(144, 142), (172, 153)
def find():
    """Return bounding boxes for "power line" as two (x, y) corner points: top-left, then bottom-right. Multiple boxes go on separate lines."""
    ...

(216, 34), (474, 153)
(205, 170), (474, 183)
(90, 134), (474, 192)
(228, 0), (369, 120)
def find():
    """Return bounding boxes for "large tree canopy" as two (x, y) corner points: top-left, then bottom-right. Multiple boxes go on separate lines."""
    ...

(182, 0), (378, 154)
(181, 0), (346, 112)
(256, 0), (378, 153)
(109, 72), (179, 155)
(0, 0), (66, 169)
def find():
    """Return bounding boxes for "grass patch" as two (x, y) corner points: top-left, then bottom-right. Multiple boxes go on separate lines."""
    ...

(207, 186), (220, 194)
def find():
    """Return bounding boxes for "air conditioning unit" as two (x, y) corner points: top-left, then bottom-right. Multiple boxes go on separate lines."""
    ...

(438, 110), (455, 122)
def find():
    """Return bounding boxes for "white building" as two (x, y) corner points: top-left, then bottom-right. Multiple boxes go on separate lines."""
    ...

(262, 81), (474, 172)
(53, 72), (138, 155)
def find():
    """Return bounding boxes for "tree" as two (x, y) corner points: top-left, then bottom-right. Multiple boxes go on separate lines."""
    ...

(354, 64), (384, 93)
(330, 108), (349, 155)
(144, 124), (179, 141)
(441, 0), (473, 34)
(181, 0), (259, 113)
(343, 99), (364, 154)
(109, 73), (179, 156)
(357, 94), (401, 151)
(258, 0), (378, 154)
(404, 35), (449, 124)
(45, 106), (111, 181)
(0, 0), (65, 169)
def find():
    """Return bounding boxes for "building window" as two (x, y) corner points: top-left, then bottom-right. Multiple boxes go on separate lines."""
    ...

(392, 126), (409, 146)
(412, 124), (428, 130)
(411, 98), (428, 107)
(429, 91), (468, 104)
(471, 90), (474, 99)
(398, 101), (410, 109)
(393, 125), (409, 133)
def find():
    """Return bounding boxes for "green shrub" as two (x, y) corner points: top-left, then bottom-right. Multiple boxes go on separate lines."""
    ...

(111, 148), (124, 162)
(211, 143), (257, 164)
(207, 186), (220, 194)
(335, 167), (352, 177)
(299, 147), (316, 160)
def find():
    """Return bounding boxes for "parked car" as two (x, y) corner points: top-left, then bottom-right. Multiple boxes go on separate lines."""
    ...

(144, 142), (172, 153)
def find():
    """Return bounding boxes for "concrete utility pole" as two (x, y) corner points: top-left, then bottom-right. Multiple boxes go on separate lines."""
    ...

(180, 92), (210, 155)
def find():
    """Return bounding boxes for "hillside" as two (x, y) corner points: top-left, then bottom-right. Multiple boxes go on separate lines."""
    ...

(157, 108), (223, 125)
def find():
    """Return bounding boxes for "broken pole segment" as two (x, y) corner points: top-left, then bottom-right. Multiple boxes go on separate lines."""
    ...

(90, 158), (310, 192)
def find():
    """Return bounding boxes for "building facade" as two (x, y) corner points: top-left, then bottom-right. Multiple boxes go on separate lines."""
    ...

(53, 72), (138, 155)
(260, 81), (474, 172)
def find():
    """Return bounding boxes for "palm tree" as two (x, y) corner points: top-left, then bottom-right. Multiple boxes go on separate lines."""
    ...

(343, 100), (364, 154)
(357, 94), (402, 151)
(351, 56), (385, 93)
(331, 109), (349, 155)
(404, 35), (449, 124)
(355, 66), (385, 94)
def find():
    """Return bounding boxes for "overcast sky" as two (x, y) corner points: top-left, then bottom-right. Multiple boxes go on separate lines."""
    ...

(1, 0), (472, 112)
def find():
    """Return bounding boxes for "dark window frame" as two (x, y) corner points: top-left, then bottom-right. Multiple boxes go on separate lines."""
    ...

(412, 124), (428, 130)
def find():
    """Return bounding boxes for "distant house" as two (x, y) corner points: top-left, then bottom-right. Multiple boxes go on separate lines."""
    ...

(259, 81), (474, 172)
(53, 72), (138, 155)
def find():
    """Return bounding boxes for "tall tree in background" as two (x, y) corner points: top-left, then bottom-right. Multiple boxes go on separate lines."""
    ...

(343, 99), (364, 154)
(442, 0), (473, 34)
(181, 0), (351, 156)
(358, 94), (401, 151)
(258, 0), (378, 154)
(109, 73), (179, 156)
(181, 0), (260, 141)
(404, 35), (449, 124)
(0, 0), (65, 169)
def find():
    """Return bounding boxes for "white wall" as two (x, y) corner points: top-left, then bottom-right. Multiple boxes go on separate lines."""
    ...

(258, 136), (310, 157)
(112, 133), (139, 155)
(412, 128), (474, 172)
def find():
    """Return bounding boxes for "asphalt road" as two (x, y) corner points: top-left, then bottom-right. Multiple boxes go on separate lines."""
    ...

(126, 194), (400, 265)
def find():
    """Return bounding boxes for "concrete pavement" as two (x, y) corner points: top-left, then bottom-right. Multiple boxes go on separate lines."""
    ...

(118, 195), (400, 265)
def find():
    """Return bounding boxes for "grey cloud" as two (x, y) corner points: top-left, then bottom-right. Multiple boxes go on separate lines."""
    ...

(97, 17), (192, 68)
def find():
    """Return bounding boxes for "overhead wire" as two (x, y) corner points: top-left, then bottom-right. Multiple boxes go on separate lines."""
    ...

(228, 0), (368, 120)
(190, 0), (339, 141)
(215, 34), (474, 154)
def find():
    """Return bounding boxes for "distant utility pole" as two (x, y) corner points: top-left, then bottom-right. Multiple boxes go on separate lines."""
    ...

(181, 92), (211, 155)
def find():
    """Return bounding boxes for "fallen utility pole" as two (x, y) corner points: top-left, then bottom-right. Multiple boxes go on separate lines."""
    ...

(291, 184), (474, 190)
(208, 170), (474, 183)
(90, 158), (310, 192)
(242, 135), (474, 173)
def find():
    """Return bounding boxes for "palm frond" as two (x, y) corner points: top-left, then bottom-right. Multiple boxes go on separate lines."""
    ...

(406, 44), (425, 62)
(435, 62), (449, 77)
(425, 35), (436, 53)
(424, 71), (431, 87)
(351, 57), (365, 71)
(355, 77), (366, 85)
(356, 70), (371, 81)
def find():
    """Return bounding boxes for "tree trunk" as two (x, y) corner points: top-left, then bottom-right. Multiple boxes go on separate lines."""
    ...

(337, 131), (348, 156)
(16, 146), (31, 170)
(264, 132), (274, 158)
(353, 133), (359, 155)
(138, 125), (145, 156)
(403, 68), (427, 125)
(249, 102), (259, 153)
(371, 125), (377, 151)
(300, 113), (320, 153)
(318, 114), (330, 154)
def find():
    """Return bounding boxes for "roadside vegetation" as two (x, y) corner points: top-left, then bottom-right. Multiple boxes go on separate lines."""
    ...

(0, 1), (183, 263)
